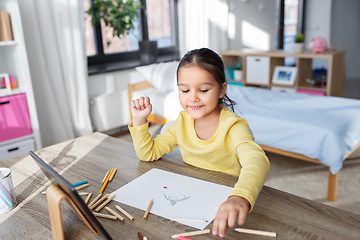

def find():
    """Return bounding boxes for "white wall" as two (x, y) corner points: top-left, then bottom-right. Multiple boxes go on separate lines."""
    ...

(228, 0), (277, 50)
(330, 0), (360, 81)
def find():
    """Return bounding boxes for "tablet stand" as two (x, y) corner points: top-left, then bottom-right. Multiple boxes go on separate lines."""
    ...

(46, 184), (98, 240)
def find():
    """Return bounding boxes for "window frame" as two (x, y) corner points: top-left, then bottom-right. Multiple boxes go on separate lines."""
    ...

(277, 0), (306, 49)
(87, 0), (180, 75)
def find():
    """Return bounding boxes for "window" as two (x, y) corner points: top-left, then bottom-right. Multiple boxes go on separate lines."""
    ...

(277, 0), (305, 50)
(84, 0), (179, 74)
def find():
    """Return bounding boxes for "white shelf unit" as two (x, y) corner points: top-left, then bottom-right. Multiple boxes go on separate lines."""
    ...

(0, 0), (42, 161)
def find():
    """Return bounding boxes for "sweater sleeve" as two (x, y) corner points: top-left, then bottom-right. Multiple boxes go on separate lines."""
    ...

(128, 121), (179, 161)
(228, 121), (270, 212)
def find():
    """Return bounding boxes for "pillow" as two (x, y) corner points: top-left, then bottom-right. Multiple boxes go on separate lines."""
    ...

(135, 61), (179, 92)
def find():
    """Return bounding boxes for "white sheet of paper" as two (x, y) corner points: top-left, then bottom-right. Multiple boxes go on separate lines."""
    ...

(111, 168), (233, 229)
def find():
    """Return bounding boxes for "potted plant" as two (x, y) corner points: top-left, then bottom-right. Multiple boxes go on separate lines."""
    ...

(294, 33), (304, 53)
(233, 63), (243, 81)
(86, 0), (158, 64)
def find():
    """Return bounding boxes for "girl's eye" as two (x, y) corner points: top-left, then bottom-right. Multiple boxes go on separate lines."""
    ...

(181, 90), (189, 93)
(200, 89), (209, 93)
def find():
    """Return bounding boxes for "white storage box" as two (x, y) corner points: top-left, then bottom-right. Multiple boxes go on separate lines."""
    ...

(271, 86), (297, 93)
(246, 56), (270, 84)
(0, 138), (35, 162)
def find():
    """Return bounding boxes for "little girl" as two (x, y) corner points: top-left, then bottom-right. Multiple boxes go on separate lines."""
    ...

(129, 48), (270, 238)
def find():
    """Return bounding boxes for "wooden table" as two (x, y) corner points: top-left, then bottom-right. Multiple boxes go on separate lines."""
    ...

(1, 132), (360, 240)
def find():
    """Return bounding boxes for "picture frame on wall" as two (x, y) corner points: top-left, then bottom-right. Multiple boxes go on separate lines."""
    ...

(0, 73), (12, 95)
(271, 66), (297, 86)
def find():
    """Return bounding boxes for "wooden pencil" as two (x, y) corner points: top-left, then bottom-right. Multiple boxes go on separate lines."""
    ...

(102, 171), (110, 183)
(143, 199), (153, 220)
(170, 229), (210, 239)
(100, 169), (114, 193)
(75, 183), (90, 191)
(109, 168), (117, 182)
(105, 206), (125, 222)
(93, 212), (117, 220)
(115, 205), (134, 220)
(78, 192), (90, 196)
(234, 228), (277, 237)
(95, 194), (116, 212)
(88, 193), (102, 207)
(89, 193), (109, 210)
(170, 218), (208, 223)
(85, 192), (92, 204)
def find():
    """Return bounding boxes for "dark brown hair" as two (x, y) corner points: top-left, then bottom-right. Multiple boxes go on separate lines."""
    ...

(177, 48), (236, 112)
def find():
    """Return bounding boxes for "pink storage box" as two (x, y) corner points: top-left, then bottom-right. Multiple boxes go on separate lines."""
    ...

(296, 89), (326, 96)
(0, 93), (32, 142)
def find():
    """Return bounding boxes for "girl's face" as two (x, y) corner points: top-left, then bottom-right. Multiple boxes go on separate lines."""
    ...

(177, 65), (226, 120)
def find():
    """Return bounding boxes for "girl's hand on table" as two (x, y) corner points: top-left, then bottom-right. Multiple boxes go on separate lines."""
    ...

(212, 195), (250, 238)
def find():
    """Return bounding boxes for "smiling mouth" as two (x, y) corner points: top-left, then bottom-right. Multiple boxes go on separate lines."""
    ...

(189, 105), (203, 110)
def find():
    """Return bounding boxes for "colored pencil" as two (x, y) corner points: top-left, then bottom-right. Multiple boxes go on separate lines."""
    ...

(115, 205), (134, 220)
(93, 212), (117, 220)
(234, 228), (276, 237)
(143, 199), (153, 220)
(170, 229), (210, 239)
(102, 171), (110, 183)
(177, 236), (193, 240)
(137, 232), (143, 240)
(89, 193), (109, 210)
(75, 183), (90, 191)
(88, 192), (102, 207)
(78, 192), (90, 196)
(170, 218), (208, 223)
(71, 180), (88, 187)
(95, 194), (116, 212)
(105, 206), (125, 222)
(85, 192), (92, 204)
(100, 169), (114, 193)
(109, 168), (117, 182)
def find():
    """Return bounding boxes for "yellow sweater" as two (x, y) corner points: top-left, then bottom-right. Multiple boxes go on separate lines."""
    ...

(128, 107), (270, 211)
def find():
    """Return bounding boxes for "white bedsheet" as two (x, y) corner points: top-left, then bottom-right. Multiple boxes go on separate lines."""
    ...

(226, 85), (360, 174)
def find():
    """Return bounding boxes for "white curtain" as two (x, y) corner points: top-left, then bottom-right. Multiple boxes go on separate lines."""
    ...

(18, 0), (92, 147)
(177, 0), (230, 57)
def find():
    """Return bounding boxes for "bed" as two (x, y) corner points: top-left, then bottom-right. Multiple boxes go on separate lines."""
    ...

(127, 62), (360, 201)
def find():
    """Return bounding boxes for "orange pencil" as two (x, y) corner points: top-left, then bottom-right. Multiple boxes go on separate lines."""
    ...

(100, 168), (114, 193)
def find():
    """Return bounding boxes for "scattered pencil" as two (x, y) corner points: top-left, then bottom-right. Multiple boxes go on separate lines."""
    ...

(170, 229), (210, 239)
(78, 192), (90, 196)
(90, 193), (109, 210)
(93, 212), (117, 220)
(143, 199), (153, 220)
(100, 169), (114, 193)
(105, 206), (125, 222)
(137, 232), (143, 240)
(170, 218), (208, 223)
(143, 237), (148, 240)
(75, 183), (90, 191)
(85, 192), (92, 204)
(234, 228), (277, 237)
(115, 205), (134, 220)
(177, 236), (193, 240)
(88, 192), (102, 207)
(71, 180), (88, 187)
(95, 194), (116, 212)
(102, 171), (110, 183)
(109, 168), (117, 182)
(40, 191), (47, 195)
